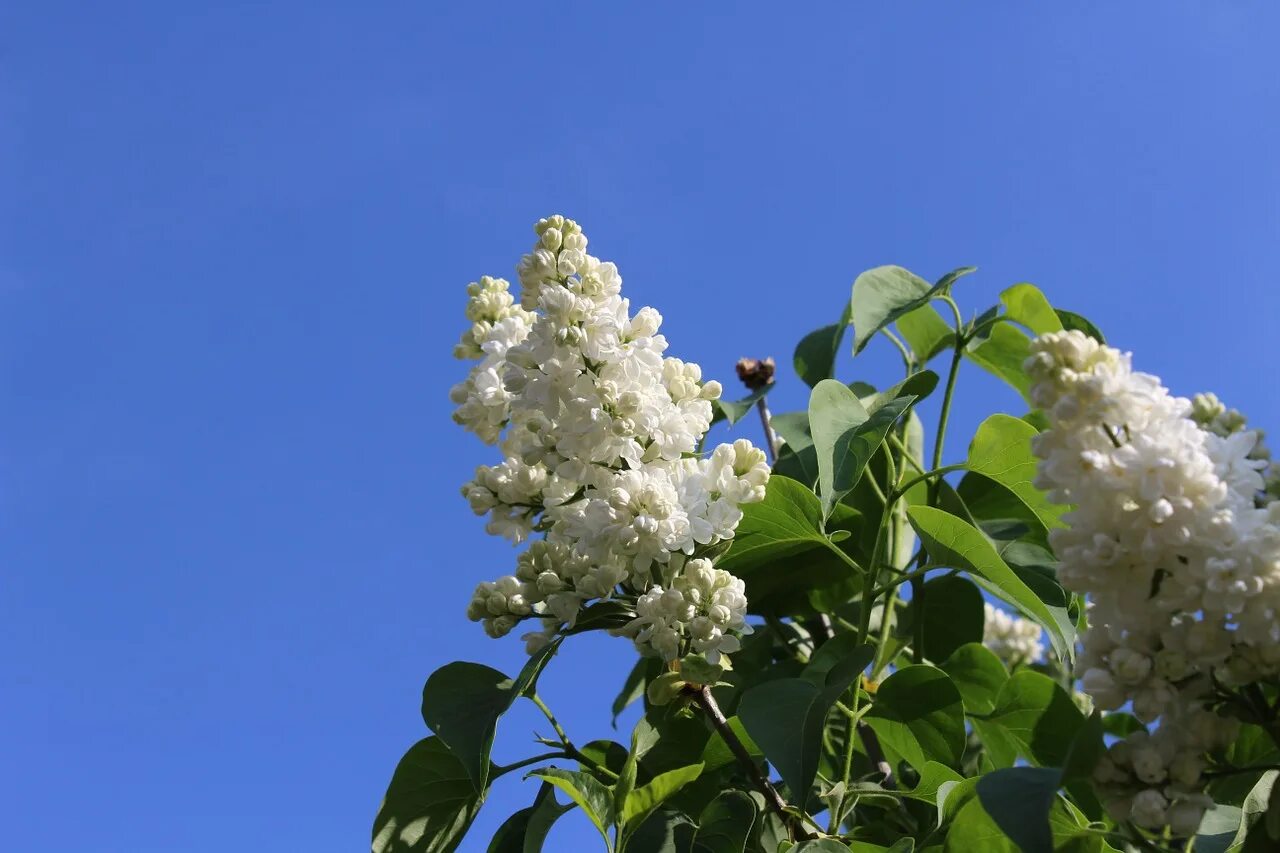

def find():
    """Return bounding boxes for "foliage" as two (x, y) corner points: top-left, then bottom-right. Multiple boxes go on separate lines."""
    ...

(375, 226), (1280, 853)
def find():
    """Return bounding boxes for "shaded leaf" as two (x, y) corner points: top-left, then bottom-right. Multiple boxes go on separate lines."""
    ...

(940, 643), (1009, 716)
(1054, 309), (1105, 343)
(627, 809), (697, 853)
(716, 385), (774, 426)
(486, 782), (573, 853)
(421, 662), (516, 790)
(691, 790), (758, 853)
(795, 301), (852, 387)
(738, 643), (874, 799)
(911, 575), (985, 664)
(865, 665), (966, 771)
(373, 737), (486, 853)
(613, 657), (662, 727)
(973, 671), (1083, 768)
(976, 766), (1060, 853)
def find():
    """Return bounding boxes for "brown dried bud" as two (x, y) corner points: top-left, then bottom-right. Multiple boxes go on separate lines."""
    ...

(735, 357), (776, 391)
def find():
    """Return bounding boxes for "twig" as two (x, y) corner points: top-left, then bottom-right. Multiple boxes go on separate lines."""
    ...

(693, 686), (811, 839)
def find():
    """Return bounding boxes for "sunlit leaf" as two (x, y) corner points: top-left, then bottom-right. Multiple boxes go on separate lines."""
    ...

(373, 737), (486, 853)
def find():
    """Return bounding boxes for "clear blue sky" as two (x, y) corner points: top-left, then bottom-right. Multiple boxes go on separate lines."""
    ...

(3, 3), (1278, 851)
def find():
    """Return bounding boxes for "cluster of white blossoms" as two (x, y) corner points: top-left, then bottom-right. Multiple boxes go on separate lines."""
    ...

(1190, 392), (1280, 505)
(982, 602), (1045, 666)
(453, 216), (769, 662)
(1026, 329), (1280, 834)
(624, 558), (751, 664)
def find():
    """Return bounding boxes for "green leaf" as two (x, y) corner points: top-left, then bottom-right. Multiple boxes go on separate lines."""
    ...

(897, 304), (955, 364)
(568, 600), (638, 634)
(771, 411), (818, 488)
(716, 385), (773, 426)
(811, 379), (917, 519)
(1054, 309), (1105, 343)
(613, 657), (661, 727)
(964, 322), (1033, 402)
(579, 740), (630, 781)
(373, 737), (486, 853)
(965, 414), (1066, 532)
(792, 841), (854, 852)
(528, 768), (616, 850)
(622, 763), (705, 832)
(421, 662), (517, 791)
(486, 782), (573, 853)
(901, 761), (965, 804)
(700, 716), (763, 772)
(1099, 712), (1145, 739)
(865, 665), (966, 771)
(940, 643), (1009, 716)
(738, 643), (874, 799)
(973, 671), (1084, 768)
(954, 472), (1048, 550)
(1196, 771), (1280, 853)
(718, 476), (863, 611)
(942, 794), (1105, 853)
(999, 284), (1063, 336)
(803, 631), (871, 686)
(865, 370), (940, 414)
(976, 766), (1060, 853)
(1061, 711), (1106, 784)
(850, 265), (973, 354)
(911, 575), (985, 664)
(691, 790), (758, 853)
(679, 653), (724, 686)
(905, 506), (1070, 661)
(626, 809), (697, 853)
(795, 302), (852, 387)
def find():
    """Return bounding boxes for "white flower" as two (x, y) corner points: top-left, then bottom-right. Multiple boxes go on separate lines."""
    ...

(982, 602), (1045, 665)
(454, 217), (769, 656)
(1029, 329), (1280, 833)
(621, 559), (751, 663)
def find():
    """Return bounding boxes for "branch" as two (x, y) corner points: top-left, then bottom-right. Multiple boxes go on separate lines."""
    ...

(693, 686), (812, 840)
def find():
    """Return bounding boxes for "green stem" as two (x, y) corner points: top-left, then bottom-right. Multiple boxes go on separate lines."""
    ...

(910, 299), (967, 665)
(856, 519), (888, 647)
(887, 433), (927, 474)
(531, 694), (618, 780)
(880, 327), (913, 371)
(888, 464), (967, 504)
(869, 565), (937, 601)
(493, 751), (568, 778)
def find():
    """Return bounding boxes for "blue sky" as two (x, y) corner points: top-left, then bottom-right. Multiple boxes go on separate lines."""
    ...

(3, 3), (1278, 851)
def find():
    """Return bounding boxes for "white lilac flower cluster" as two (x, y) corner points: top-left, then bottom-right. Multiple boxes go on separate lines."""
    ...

(453, 216), (769, 662)
(982, 602), (1045, 666)
(1026, 329), (1280, 835)
(1190, 392), (1280, 505)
